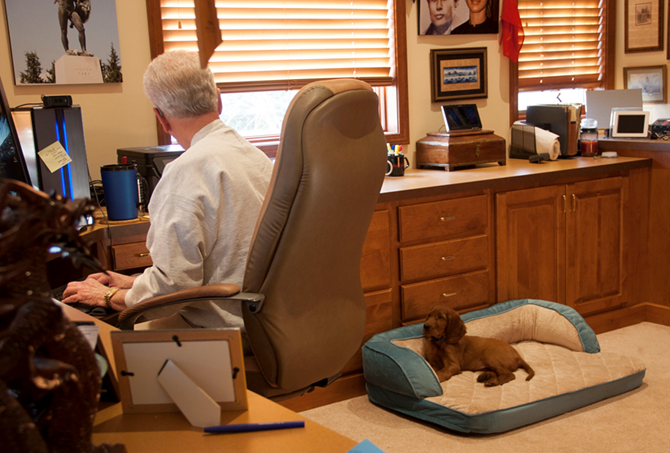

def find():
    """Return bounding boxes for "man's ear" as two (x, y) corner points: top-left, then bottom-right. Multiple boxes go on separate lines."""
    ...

(217, 88), (222, 115)
(154, 107), (171, 133)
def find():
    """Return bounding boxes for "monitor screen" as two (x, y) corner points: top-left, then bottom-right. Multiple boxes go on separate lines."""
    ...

(0, 76), (31, 185)
(441, 104), (482, 132)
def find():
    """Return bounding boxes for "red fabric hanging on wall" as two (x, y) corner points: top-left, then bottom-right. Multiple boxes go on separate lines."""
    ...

(500, 0), (525, 63)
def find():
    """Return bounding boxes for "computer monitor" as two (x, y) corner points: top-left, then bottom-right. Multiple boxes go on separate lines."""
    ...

(0, 75), (31, 185)
(585, 89), (643, 132)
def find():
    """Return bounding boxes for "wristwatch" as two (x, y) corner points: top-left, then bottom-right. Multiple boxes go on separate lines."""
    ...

(104, 287), (120, 309)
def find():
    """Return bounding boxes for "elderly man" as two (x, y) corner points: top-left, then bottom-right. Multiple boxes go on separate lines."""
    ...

(63, 51), (274, 338)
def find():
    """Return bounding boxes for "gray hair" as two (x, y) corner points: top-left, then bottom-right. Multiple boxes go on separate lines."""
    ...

(143, 51), (219, 119)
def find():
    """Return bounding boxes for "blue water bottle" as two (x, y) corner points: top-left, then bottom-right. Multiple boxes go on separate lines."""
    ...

(101, 163), (139, 220)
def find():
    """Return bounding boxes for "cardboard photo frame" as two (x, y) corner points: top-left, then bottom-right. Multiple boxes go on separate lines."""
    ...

(111, 328), (248, 416)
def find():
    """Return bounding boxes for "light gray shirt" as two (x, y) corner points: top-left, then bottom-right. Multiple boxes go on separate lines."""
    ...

(125, 119), (274, 330)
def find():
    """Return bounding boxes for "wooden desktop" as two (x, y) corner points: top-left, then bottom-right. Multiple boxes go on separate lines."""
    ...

(60, 304), (358, 453)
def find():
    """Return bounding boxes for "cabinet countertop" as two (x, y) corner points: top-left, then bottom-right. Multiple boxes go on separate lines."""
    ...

(379, 156), (651, 202)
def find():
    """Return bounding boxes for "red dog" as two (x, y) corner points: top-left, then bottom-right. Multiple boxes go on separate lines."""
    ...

(422, 306), (535, 386)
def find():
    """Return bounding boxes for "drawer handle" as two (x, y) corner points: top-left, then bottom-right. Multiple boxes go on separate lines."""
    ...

(441, 292), (457, 298)
(439, 216), (455, 222)
(138, 252), (151, 258)
(441, 255), (456, 261)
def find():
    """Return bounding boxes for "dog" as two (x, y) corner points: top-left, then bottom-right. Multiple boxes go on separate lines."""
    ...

(422, 305), (535, 386)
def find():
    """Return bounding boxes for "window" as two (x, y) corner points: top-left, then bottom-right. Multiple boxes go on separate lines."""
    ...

(509, 0), (615, 121)
(146, 0), (408, 151)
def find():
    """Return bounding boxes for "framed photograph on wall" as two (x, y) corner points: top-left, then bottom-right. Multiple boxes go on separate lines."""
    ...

(3, 0), (123, 85)
(418, 0), (499, 36)
(430, 47), (488, 103)
(624, 65), (667, 104)
(625, 0), (664, 53)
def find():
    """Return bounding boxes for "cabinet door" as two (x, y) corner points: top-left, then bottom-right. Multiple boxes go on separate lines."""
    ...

(566, 177), (627, 314)
(496, 185), (566, 304)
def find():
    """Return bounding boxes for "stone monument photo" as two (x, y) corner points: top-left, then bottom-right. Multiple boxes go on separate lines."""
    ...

(4, 0), (122, 85)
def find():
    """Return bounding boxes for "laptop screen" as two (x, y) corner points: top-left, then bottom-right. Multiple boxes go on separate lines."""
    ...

(441, 104), (483, 132)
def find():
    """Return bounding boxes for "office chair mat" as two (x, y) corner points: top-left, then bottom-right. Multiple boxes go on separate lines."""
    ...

(362, 299), (646, 434)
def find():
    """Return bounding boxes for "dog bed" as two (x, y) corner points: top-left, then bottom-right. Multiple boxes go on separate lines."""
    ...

(362, 299), (646, 434)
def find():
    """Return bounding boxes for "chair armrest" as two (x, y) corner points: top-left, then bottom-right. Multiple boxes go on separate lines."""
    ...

(116, 284), (265, 330)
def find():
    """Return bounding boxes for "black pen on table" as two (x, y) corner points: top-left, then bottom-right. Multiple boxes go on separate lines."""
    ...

(203, 421), (305, 434)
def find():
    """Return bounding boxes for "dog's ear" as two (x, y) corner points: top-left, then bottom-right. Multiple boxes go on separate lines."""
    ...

(445, 309), (467, 344)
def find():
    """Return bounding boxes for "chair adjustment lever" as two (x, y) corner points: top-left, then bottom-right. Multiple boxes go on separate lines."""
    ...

(228, 292), (265, 313)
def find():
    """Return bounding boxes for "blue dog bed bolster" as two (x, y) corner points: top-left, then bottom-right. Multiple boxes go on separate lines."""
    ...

(362, 299), (645, 433)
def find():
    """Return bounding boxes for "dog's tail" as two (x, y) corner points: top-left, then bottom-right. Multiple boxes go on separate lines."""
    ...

(520, 359), (535, 381)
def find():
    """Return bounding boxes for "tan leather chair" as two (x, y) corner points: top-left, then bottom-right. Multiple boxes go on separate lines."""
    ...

(116, 79), (388, 400)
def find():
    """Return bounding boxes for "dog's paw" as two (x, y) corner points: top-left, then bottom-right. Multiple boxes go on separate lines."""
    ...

(477, 372), (493, 383)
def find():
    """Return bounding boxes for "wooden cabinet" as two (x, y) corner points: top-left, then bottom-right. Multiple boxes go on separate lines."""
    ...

(398, 193), (493, 324)
(111, 242), (152, 271)
(496, 177), (627, 316)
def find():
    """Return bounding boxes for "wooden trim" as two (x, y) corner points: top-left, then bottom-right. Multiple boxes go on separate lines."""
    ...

(509, 61), (519, 125)
(605, 0), (616, 89)
(389, 0), (410, 145)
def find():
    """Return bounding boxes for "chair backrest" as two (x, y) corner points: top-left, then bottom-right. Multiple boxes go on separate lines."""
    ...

(242, 79), (387, 396)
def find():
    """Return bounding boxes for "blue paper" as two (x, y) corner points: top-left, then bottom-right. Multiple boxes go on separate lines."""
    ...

(347, 439), (386, 453)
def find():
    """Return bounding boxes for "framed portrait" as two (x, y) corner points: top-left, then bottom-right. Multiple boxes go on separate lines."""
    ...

(624, 65), (667, 104)
(430, 48), (488, 103)
(418, 0), (499, 36)
(625, 0), (664, 53)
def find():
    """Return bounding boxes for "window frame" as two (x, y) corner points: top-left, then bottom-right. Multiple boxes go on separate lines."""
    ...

(508, 0), (616, 124)
(144, 0), (409, 153)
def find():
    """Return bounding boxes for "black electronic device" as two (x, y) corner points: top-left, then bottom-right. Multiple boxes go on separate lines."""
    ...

(529, 153), (550, 164)
(525, 105), (570, 156)
(0, 76), (32, 185)
(117, 145), (185, 202)
(41, 94), (73, 109)
(31, 105), (91, 200)
(441, 104), (483, 132)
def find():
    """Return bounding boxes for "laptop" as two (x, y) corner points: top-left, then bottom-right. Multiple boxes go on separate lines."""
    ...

(441, 104), (483, 132)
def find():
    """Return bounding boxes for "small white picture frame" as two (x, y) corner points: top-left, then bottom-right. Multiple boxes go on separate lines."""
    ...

(610, 110), (650, 138)
(111, 328), (248, 414)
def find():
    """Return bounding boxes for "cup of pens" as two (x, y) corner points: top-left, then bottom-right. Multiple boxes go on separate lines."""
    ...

(386, 144), (410, 177)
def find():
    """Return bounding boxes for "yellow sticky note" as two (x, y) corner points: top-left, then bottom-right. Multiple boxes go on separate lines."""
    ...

(38, 142), (72, 173)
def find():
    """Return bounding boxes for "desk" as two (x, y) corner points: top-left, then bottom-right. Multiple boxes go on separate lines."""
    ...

(60, 304), (358, 453)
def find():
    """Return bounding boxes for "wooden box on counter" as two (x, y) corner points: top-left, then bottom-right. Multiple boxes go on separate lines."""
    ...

(416, 130), (506, 171)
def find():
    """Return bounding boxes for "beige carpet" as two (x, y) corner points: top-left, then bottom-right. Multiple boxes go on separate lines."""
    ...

(301, 322), (670, 453)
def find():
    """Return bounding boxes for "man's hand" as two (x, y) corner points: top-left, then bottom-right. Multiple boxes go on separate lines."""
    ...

(87, 271), (137, 289)
(61, 276), (109, 307)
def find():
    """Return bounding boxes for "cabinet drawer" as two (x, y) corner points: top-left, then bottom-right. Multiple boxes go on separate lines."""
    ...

(399, 235), (488, 282)
(401, 270), (489, 323)
(398, 194), (487, 242)
(112, 242), (152, 271)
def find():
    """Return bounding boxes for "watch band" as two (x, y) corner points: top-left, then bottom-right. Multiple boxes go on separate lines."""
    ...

(104, 287), (120, 309)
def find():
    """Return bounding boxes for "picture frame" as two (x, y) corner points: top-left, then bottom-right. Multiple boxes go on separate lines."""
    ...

(418, 0), (499, 36)
(625, 0), (664, 53)
(624, 65), (667, 104)
(430, 47), (488, 103)
(3, 0), (123, 85)
(111, 328), (248, 415)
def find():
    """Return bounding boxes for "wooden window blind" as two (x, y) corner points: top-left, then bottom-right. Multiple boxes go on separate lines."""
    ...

(156, 0), (395, 92)
(517, 0), (608, 91)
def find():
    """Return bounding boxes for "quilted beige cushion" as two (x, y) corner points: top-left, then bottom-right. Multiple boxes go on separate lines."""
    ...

(393, 338), (645, 415)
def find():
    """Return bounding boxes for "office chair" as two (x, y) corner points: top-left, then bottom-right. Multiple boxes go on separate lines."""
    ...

(116, 79), (388, 400)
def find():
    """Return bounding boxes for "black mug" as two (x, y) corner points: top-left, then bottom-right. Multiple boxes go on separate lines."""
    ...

(386, 153), (410, 176)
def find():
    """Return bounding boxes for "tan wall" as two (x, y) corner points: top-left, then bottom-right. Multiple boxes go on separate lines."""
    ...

(404, 1), (510, 164)
(1, 1), (668, 181)
(615, 1), (670, 122)
(0, 0), (158, 181)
